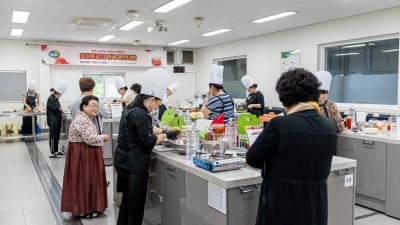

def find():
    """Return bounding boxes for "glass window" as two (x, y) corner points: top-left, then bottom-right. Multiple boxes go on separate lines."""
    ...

(83, 73), (125, 98)
(323, 38), (399, 105)
(216, 57), (247, 98)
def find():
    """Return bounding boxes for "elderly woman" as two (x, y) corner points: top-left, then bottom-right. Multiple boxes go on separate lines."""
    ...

(61, 95), (110, 219)
(246, 68), (337, 225)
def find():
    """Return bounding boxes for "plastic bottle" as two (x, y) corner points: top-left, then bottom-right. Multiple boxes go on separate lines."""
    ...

(186, 128), (200, 160)
(226, 118), (237, 149)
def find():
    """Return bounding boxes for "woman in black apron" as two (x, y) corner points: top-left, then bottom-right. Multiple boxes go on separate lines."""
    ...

(240, 75), (265, 117)
(21, 89), (40, 134)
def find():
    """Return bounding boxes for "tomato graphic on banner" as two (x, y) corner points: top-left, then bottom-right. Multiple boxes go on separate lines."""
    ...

(151, 57), (162, 66)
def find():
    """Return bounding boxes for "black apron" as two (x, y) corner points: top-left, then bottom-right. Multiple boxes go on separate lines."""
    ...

(245, 94), (263, 117)
(21, 93), (37, 134)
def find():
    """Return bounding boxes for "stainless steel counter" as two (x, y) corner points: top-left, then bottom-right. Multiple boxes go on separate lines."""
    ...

(0, 111), (47, 141)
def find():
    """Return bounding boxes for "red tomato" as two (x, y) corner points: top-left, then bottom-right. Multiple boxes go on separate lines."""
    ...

(151, 57), (161, 66)
(41, 45), (47, 51)
(55, 58), (69, 64)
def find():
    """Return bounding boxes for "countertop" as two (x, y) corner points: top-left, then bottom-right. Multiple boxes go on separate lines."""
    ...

(112, 134), (356, 189)
(0, 111), (46, 117)
(153, 145), (357, 189)
(338, 130), (400, 145)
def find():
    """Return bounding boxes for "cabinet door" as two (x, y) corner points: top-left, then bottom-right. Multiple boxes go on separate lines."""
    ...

(337, 148), (354, 159)
(162, 164), (185, 225)
(102, 122), (112, 158)
(227, 185), (260, 225)
(386, 144), (400, 219)
(337, 136), (354, 151)
(354, 140), (386, 201)
(327, 169), (355, 225)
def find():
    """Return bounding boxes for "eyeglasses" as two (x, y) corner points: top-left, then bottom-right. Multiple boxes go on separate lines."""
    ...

(87, 104), (99, 109)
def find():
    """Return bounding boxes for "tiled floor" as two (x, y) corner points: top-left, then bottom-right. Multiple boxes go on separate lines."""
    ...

(2, 139), (400, 225)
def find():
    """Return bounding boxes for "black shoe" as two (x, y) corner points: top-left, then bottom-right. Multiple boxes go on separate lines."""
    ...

(49, 154), (61, 158)
(57, 151), (66, 156)
(80, 212), (99, 219)
(106, 181), (111, 187)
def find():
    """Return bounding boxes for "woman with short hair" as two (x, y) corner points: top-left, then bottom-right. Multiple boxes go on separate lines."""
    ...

(61, 95), (110, 219)
(246, 68), (337, 225)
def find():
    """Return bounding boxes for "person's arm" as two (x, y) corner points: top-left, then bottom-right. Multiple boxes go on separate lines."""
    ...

(246, 118), (280, 169)
(36, 96), (41, 109)
(330, 101), (344, 133)
(48, 97), (61, 113)
(22, 95), (31, 110)
(98, 98), (111, 119)
(78, 117), (105, 146)
(200, 98), (212, 117)
(248, 92), (265, 109)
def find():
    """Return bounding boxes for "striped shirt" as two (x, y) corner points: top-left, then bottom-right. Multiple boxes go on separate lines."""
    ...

(206, 93), (234, 123)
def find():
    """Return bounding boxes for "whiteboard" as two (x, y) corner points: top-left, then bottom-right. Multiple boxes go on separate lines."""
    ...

(0, 71), (26, 101)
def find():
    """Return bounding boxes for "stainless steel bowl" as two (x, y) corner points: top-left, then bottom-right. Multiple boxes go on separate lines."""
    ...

(161, 139), (173, 147)
(173, 139), (186, 155)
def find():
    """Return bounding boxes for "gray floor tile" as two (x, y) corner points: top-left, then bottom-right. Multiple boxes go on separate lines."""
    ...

(0, 209), (25, 225)
(356, 213), (400, 225)
(355, 205), (377, 217)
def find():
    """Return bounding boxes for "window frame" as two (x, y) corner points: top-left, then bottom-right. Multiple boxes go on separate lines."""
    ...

(318, 34), (400, 113)
(83, 72), (126, 99)
(214, 55), (247, 100)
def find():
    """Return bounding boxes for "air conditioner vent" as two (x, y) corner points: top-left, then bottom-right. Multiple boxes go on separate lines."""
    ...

(69, 17), (116, 32)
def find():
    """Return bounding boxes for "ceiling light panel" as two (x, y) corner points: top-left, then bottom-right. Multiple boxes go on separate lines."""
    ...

(11, 28), (23, 36)
(342, 44), (366, 48)
(119, 21), (144, 31)
(97, 35), (116, 42)
(12, 11), (30, 23)
(252, 11), (297, 23)
(154, 0), (192, 13)
(168, 40), (190, 46)
(382, 49), (399, 53)
(201, 29), (232, 37)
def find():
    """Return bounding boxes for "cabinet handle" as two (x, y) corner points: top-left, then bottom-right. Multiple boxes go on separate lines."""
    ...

(240, 185), (259, 194)
(166, 164), (176, 173)
(362, 140), (374, 146)
(336, 168), (350, 176)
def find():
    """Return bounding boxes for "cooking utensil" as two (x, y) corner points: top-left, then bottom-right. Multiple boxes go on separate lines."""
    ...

(161, 138), (173, 147)
(173, 139), (187, 154)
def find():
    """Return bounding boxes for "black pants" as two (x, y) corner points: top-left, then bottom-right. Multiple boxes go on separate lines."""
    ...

(115, 166), (145, 225)
(21, 116), (37, 134)
(49, 138), (59, 154)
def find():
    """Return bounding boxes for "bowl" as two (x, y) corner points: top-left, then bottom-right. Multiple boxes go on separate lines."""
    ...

(161, 139), (173, 147)
(363, 127), (378, 134)
(173, 139), (187, 154)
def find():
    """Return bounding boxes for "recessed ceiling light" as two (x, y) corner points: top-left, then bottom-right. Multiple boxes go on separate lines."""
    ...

(201, 29), (232, 37)
(97, 35), (116, 42)
(251, 11), (297, 23)
(11, 28), (23, 36)
(335, 53), (360, 56)
(12, 11), (30, 23)
(382, 49), (399, 53)
(342, 44), (366, 49)
(154, 0), (192, 13)
(168, 40), (190, 46)
(119, 21), (144, 31)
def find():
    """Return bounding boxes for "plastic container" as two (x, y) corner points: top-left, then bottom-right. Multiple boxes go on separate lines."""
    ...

(348, 106), (356, 129)
(186, 128), (200, 160)
(226, 118), (237, 149)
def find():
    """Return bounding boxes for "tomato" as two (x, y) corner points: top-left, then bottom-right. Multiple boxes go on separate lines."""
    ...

(55, 58), (69, 64)
(41, 45), (47, 51)
(151, 57), (161, 66)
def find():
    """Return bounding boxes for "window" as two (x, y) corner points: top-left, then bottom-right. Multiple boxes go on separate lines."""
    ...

(322, 37), (399, 105)
(216, 57), (247, 98)
(181, 50), (194, 63)
(83, 72), (125, 98)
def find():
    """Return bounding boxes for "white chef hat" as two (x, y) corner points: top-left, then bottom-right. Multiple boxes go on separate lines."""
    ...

(54, 80), (69, 94)
(209, 64), (224, 85)
(141, 68), (170, 99)
(167, 83), (179, 94)
(315, 70), (332, 92)
(114, 77), (126, 89)
(28, 80), (36, 90)
(241, 75), (255, 88)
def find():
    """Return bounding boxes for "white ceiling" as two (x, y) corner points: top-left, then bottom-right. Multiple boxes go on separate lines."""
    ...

(1, 0), (400, 48)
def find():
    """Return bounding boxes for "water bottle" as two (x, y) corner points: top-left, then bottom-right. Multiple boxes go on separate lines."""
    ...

(348, 106), (356, 129)
(186, 128), (200, 160)
(226, 118), (237, 149)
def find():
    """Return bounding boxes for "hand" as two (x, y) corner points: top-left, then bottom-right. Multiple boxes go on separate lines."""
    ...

(165, 131), (178, 140)
(27, 106), (32, 111)
(239, 102), (247, 106)
(102, 134), (110, 142)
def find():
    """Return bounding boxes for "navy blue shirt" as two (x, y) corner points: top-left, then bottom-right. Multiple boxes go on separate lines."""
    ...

(206, 93), (234, 123)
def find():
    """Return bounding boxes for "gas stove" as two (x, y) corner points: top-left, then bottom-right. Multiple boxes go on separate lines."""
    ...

(192, 152), (245, 172)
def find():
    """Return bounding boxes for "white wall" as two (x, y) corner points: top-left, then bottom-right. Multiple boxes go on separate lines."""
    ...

(196, 7), (400, 112)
